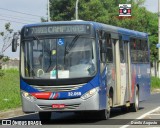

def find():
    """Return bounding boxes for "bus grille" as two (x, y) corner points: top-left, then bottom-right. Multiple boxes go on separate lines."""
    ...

(38, 104), (80, 110)
(31, 84), (85, 92)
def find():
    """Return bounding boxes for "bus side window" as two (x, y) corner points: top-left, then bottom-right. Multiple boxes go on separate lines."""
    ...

(99, 32), (107, 63)
(141, 40), (149, 63)
(137, 40), (143, 62)
(106, 34), (113, 63)
(130, 39), (137, 63)
(119, 37), (125, 63)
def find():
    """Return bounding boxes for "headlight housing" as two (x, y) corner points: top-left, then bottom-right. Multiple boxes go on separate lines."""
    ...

(22, 91), (37, 101)
(81, 87), (98, 100)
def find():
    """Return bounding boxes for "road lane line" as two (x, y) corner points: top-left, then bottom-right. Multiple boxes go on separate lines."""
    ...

(149, 114), (160, 115)
(120, 106), (160, 128)
(136, 106), (160, 119)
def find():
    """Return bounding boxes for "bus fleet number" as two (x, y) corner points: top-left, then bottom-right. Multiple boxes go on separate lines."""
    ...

(68, 92), (81, 97)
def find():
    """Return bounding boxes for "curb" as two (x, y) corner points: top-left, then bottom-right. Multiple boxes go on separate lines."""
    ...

(0, 108), (25, 119)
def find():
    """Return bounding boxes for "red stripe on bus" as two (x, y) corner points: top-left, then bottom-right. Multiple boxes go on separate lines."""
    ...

(31, 92), (52, 99)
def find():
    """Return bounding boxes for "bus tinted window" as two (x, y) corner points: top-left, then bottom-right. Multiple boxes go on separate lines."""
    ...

(106, 34), (113, 63)
(136, 40), (142, 50)
(130, 39), (136, 50)
(130, 39), (137, 63)
(130, 39), (149, 63)
(119, 38), (125, 63)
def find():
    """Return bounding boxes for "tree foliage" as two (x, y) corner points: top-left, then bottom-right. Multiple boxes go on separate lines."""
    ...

(50, 0), (158, 62)
(0, 23), (14, 53)
(0, 22), (13, 69)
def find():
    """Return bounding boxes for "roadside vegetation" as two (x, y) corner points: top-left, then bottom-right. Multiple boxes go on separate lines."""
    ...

(151, 76), (160, 90)
(0, 69), (21, 111)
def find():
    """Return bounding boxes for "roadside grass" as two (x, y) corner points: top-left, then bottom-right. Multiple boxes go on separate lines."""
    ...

(151, 77), (160, 89)
(0, 69), (21, 111)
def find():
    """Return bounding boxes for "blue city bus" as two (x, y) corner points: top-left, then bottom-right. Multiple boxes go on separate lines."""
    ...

(12, 21), (150, 120)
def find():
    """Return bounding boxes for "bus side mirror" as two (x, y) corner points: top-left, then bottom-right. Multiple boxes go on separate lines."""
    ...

(12, 33), (19, 52)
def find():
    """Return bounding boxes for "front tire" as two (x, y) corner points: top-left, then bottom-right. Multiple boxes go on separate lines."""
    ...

(100, 96), (111, 120)
(100, 109), (110, 120)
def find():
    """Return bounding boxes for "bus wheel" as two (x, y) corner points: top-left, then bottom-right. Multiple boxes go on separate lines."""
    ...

(39, 112), (52, 121)
(100, 109), (110, 120)
(100, 96), (111, 120)
(131, 86), (139, 112)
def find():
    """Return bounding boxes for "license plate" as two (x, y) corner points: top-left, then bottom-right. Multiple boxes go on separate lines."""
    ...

(52, 104), (65, 109)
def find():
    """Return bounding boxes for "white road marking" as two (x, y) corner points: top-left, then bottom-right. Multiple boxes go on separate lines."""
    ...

(149, 114), (160, 115)
(120, 106), (160, 128)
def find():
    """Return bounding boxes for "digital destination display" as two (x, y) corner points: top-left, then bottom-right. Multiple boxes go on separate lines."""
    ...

(24, 25), (90, 36)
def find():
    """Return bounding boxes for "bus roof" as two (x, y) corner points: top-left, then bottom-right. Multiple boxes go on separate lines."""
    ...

(23, 20), (148, 39)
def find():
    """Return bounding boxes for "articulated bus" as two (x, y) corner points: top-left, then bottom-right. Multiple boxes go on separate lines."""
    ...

(12, 21), (150, 120)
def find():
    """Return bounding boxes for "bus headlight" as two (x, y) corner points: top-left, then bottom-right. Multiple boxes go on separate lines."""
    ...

(22, 91), (36, 101)
(81, 88), (98, 100)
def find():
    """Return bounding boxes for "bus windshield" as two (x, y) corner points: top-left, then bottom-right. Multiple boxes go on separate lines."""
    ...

(22, 36), (97, 79)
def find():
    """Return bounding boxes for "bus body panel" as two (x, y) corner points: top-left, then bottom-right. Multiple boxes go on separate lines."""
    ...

(21, 90), (100, 112)
(20, 74), (100, 100)
(130, 64), (150, 103)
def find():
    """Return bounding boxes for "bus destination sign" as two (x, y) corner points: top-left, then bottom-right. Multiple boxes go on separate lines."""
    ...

(24, 25), (90, 36)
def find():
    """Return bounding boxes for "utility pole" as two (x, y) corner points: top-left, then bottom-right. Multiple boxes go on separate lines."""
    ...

(158, 0), (160, 78)
(47, 0), (51, 22)
(75, 0), (79, 20)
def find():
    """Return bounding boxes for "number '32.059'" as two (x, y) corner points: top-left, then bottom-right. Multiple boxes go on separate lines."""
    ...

(68, 92), (81, 96)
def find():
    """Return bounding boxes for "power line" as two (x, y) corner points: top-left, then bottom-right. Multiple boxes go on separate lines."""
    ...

(0, 7), (47, 18)
(2, 36), (12, 53)
(0, 13), (42, 21)
(0, 19), (29, 24)
(0, 15), (39, 23)
(2, 43), (11, 53)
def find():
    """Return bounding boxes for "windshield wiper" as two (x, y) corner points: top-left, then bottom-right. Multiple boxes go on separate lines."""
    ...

(46, 48), (53, 72)
(66, 35), (79, 54)
(64, 35), (79, 64)
(24, 54), (36, 78)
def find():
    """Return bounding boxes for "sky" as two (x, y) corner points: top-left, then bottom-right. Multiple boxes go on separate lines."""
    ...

(0, 0), (158, 59)
(0, 0), (47, 59)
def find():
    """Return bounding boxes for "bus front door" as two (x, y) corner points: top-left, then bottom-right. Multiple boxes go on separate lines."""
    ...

(112, 39), (131, 106)
(112, 39), (121, 105)
(119, 41), (131, 105)
(123, 41), (131, 104)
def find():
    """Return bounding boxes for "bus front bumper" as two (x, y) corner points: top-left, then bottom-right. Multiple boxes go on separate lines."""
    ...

(21, 91), (100, 113)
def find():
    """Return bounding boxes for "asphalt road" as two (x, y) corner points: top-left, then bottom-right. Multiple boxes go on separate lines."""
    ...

(1, 93), (160, 128)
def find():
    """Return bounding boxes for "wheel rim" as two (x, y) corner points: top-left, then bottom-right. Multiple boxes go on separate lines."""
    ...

(106, 96), (111, 118)
(135, 87), (139, 110)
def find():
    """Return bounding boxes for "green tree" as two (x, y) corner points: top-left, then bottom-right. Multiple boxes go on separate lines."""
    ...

(0, 22), (13, 71)
(0, 23), (13, 53)
(49, 0), (158, 63)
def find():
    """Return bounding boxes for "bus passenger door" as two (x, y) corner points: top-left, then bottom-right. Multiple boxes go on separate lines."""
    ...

(119, 40), (131, 105)
(112, 39), (121, 105)
(124, 41), (131, 103)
